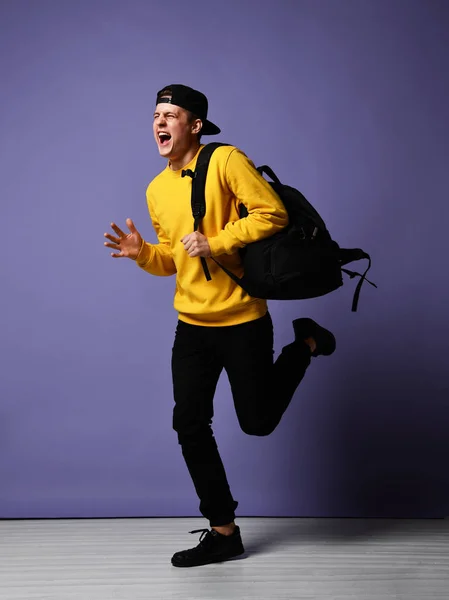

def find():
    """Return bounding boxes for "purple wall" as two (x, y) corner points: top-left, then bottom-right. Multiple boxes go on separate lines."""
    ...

(1, 0), (448, 519)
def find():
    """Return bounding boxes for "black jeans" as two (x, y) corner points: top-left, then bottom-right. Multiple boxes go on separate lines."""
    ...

(171, 311), (311, 526)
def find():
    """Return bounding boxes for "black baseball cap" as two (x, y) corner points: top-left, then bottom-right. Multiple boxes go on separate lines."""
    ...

(155, 84), (221, 136)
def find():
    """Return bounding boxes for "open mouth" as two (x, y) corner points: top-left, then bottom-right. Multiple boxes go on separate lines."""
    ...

(158, 132), (172, 146)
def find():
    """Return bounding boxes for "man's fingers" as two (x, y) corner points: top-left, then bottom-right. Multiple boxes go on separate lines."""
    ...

(183, 239), (194, 252)
(189, 249), (206, 258)
(181, 232), (199, 244)
(126, 218), (137, 233)
(104, 233), (120, 244)
(187, 243), (201, 257)
(104, 241), (120, 250)
(187, 243), (211, 258)
(111, 222), (125, 237)
(181, 232), (210, 257)
(182, 233), (203, 249)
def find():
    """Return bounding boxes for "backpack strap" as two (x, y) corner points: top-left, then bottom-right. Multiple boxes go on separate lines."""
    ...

(256, 165), (282, 184)
(182, 142), (230, 281)
(339, 248), (377, 312)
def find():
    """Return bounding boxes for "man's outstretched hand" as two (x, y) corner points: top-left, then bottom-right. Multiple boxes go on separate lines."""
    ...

(104, 218), (143, 260)
(181, 231), (212, 258)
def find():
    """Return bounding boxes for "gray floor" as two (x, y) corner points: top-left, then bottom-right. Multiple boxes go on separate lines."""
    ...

(0, 517), (448, 599)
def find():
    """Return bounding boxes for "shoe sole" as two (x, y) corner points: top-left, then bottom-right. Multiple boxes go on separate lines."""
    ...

(171, 549), (246, 568)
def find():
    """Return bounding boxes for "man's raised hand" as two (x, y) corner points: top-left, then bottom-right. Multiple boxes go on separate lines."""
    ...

(104, 218), (143, 260)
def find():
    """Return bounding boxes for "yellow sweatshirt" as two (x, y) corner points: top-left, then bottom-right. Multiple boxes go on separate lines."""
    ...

(136, 145), (288, 326)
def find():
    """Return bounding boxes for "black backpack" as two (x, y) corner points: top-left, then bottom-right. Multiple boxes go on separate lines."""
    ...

(183, 143), (376, 312)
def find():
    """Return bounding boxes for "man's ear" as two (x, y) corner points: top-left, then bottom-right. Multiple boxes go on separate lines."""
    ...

(192, 119), (203, 135)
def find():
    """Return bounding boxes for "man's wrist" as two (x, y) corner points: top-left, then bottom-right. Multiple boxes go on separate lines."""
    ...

(135, 239), (149, 264)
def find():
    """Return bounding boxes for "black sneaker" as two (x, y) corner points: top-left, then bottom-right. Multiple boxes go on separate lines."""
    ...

(293, 317), (336, 357)
(171, 527), (245, 567)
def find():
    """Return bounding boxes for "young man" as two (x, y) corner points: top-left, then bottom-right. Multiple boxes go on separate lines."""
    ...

(104, 84), (335, 568)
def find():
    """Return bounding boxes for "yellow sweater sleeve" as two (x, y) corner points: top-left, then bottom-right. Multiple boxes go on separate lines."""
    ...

(135, 191), (177, 277)
(207, 149), (289, 256)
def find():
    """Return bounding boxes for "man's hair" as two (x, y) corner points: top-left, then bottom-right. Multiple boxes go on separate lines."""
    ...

(157, 89), (203, 141)
(157, 88), (172, 99)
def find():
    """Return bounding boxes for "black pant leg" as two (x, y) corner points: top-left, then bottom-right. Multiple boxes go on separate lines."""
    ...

(222, 312), (311, 436)
(171, 320), (238, 526)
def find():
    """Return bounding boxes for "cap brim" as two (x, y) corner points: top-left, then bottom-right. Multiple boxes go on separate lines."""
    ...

(201, 120), (221, 136)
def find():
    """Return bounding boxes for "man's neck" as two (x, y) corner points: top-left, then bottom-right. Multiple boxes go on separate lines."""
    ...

(168, 142), (201, 171)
